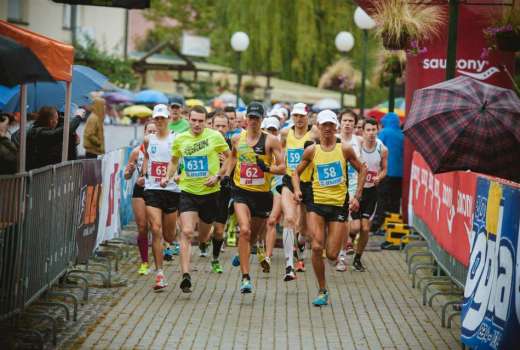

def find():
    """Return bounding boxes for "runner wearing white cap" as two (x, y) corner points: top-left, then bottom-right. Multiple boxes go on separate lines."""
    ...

(292, 109), (366, 306)
(141, 104), (180, 292)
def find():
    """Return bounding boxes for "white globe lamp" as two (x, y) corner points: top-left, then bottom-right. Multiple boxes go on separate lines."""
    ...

(335, 31), (354, 53)
(230, 32), (250, 52)
(354, 7), (376, 30)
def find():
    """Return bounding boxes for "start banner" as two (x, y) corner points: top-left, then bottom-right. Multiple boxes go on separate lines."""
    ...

(409, 152), (477, 266)
(461, 177), (520, 349)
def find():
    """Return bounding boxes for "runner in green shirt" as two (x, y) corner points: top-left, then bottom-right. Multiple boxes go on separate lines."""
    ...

(167, 102), (190, 133)
(165, 105), (231, 292)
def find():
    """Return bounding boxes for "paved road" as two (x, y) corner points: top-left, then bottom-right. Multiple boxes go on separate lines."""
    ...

(72, 237), (460, 350)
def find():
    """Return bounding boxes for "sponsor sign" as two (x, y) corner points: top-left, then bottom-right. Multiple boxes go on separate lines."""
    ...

(461, 177), (520, 349)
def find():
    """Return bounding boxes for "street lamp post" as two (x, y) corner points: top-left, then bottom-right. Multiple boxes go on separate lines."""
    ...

(354, 7), (376, 118)
(334, 31), (354, 108)
(230, 32), (250, 109)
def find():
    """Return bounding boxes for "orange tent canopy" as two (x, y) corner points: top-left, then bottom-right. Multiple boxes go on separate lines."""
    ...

(0, 20), (74, 82)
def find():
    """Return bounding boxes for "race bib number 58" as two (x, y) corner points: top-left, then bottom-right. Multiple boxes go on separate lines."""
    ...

(240, 163), (265, 185)
(316, 161), (343, 187)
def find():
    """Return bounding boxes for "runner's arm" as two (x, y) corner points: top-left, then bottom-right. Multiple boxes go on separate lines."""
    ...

(124, 147), (139, 180)
(140, 136), (149, 177)
(165, 155), (180, 182)
(374, 148), (388, 185)
(343, 144), (367, 201)
(292, 145), (314, 202)
(224, 135), (239, 177)
(205, 150), (231, 187)
(267, 135), (286, 175)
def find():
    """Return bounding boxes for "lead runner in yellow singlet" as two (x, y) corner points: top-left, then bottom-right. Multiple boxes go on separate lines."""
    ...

(227, 102), (286, 294)
(292, 109), (367, 306)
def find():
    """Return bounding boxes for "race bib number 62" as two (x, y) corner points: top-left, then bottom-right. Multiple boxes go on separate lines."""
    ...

(240, 163), (265, 185)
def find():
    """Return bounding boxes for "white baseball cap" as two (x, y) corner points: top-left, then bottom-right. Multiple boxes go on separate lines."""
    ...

(317, 109), (338, 126)
(291, 103), (307, 116)
(262, 117), (280, 131)
(152, 104), (169, 118)
(268, 108), (284, 120)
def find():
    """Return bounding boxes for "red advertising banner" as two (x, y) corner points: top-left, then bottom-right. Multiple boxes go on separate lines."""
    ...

(409, 152), (478, 266)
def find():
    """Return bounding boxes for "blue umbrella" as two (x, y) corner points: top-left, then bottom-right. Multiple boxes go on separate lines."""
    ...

(134, 89), (168, 104)
(2, 65), (109, 112)
(0, 85), (18, 110)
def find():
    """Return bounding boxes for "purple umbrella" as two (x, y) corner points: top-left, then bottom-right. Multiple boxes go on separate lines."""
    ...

(103, 91), (134, 104)
(404, 76), (520, 182)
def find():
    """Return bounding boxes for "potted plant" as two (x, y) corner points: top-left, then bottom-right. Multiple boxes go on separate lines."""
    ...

(483, 5), (520, 53)
(318, 59), (360, 92)
(372, 0), (445, 50)
(375, 51), (406, 87)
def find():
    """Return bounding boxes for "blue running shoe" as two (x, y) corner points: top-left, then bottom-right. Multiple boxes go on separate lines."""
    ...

(163, 247), (174, 261)
(312, 291), (329, 307)
(171, 242), (180, 255)
(232, 255), (240, 267)
(240, 278), (252, 294)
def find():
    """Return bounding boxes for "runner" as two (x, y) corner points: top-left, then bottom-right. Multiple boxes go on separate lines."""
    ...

(293, 110), (367, 306)
(124, 120), (157, 275)
(227, 102), (286, 293)
(351, 118), (387, 272)
(336, 109), (363, 271)
(262, 116), (282, 274)
(168, 100), (189, 133)
(274, 103), (318, 280)
(142, 104), (180, 291)
(165, 105), (230, 292)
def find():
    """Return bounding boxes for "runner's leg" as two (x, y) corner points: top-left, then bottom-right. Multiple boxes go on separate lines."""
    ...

(308, 212), (326, 290)
(132, 197), (148, 264)
(281, 187), (297, 271)
(234, 202), (252, 276)
(146, 206), (165, 271)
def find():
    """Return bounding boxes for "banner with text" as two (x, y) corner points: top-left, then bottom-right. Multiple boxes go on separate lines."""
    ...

(409, 152), (477, 266)
(461, 177), (520, 349)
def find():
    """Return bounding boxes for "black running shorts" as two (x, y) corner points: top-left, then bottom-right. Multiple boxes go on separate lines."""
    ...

(351, 186), (378, 220)
(179, 191), (219, 224)
(231, 186), (273, 219)
(276, 174), (294, 194)
(215, 186), (231, 224)
(132, 183), (145, 199)
(143, 190), (180, 214)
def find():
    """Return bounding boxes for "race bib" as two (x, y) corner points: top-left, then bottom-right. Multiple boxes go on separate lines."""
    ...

(240, 163), (265, 185)
(184, 156), (209, 178)
(366, 170), (378, 184)
(151, 161), (168, 179)
(316, 161), (343, 187)
(287, 148), (304, 170)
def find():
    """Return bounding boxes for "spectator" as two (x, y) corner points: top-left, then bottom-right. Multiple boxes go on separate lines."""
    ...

(0, 114), (17, 174)
(26, 106), (84, 170)
(83, 97), (106, 158)
(377, 112), (404, 215)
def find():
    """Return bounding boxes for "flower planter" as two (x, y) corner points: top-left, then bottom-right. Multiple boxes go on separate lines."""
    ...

(496, 31), (520, 51)
(382, 32), (409, 50)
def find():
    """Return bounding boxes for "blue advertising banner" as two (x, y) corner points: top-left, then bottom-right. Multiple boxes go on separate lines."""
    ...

(461, 177), (520, 349)
(119, 147), (135, 227)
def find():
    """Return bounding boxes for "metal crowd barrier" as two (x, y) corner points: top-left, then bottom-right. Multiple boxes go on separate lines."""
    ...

(0, 161), (84, 322)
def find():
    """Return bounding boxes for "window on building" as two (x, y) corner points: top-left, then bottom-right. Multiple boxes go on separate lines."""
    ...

(63, 5), (71, 29)
(7, 0), (26, 24)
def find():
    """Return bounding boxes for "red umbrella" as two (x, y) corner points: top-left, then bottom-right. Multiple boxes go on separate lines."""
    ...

(404, 76), (520, 182)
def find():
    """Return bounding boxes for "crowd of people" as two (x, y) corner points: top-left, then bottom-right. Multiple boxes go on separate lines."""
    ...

(123, 100), (404, 306)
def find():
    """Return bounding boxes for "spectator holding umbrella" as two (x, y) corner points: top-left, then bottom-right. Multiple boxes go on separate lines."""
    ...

(377, 112), (404, 219)
(0, 113), (17, 174)
(83, 97), (106, 158)
(26, 106), (85, 170)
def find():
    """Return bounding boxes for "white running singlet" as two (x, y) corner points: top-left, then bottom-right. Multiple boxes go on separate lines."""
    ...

(360, 141), (383, 189)
(145, 133), (179, 192)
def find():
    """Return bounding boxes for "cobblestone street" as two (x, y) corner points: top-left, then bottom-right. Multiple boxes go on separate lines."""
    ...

(68, 233), (461, 350)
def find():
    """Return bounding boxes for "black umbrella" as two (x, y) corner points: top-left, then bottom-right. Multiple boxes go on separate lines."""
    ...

(0, 35), (54, 87)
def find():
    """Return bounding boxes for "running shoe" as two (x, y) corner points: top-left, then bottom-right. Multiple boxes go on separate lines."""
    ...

(211, 260), (223, 274)
(180, 274), (192, 293)
(171, 242), (180, 255)
(199, 243), (209, 257)
(345, 242), (355, 255)
(284, 266), (296, 281)
(226, 215), (238, 247)
(257, 244), (266, 262)
(163, 247), (174, 261)
(312, 291), (329, 306)
(353, 258), (366, 272)
(153, 272), (167, 292)
(240, 278), (252, 294)
(336, 257), (347, 272)
(138, 262), (150, 275)
(260, 256), (271, 273)
(295, 260), (305, 272)
(232, 255), (240, 267)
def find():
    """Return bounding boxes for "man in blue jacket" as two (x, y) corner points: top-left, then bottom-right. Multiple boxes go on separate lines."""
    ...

(375, 112), (404, 225)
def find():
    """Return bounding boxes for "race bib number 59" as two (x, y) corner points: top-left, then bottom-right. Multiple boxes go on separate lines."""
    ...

(240, 163), (265, 185)
(316, 161), (343, 187)
(287, 148), (304, 170)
